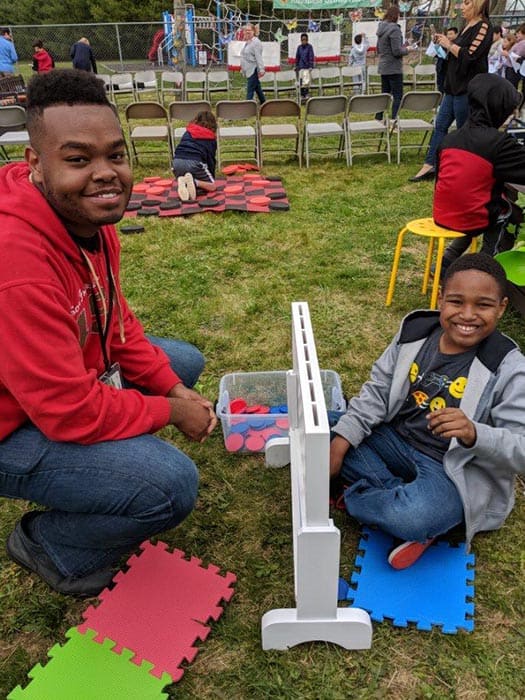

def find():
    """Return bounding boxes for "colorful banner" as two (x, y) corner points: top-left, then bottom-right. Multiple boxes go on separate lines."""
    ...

(273, 0), (372, 9)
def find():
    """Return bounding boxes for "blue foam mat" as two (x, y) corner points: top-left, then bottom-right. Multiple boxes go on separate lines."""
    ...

(340, 527), (475, 634)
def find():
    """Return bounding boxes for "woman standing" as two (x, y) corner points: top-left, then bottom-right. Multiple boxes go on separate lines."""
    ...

(410, 0), (492, 182)
(375, 5), (416, 121)
(240, 23), (265, 104)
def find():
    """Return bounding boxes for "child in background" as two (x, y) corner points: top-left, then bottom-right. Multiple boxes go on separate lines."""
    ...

(436, 27), (458, 93)
(488, 26), (504, 74)
(330, 253), (525, 570)
(348, 33), (369, 93)
(501, 32), (520, 87)
(172, 111), (217, 202)
(32, 40), (54, 73)
(295, 33), (315, 102)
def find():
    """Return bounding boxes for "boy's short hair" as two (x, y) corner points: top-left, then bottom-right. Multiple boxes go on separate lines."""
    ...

(354, 34), (363, 45)
(26, 69), (111, 143)
(32, 39), (44, 49)
(493, 25), (502, 35)
(192, 110), (217, 132)
(442, 253), (508, 298)
(300, 33), (308, 41)
(447, 27), (459, 35)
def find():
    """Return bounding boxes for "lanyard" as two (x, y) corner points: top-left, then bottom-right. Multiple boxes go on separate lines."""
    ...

(79, 237), (114, 373)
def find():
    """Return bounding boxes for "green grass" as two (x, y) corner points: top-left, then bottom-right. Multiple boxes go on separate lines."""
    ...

(1, 134), (525, 698)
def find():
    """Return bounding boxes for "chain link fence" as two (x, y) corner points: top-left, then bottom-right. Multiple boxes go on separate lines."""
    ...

(10, 13), (524, 73)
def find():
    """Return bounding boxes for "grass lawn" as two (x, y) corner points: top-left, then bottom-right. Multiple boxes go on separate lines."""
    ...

(1, 95), (524, 699)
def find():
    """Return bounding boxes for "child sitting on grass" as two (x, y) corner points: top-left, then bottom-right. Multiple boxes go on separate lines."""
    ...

(172, 110), (217, 202)
(330, 254), (525, 570)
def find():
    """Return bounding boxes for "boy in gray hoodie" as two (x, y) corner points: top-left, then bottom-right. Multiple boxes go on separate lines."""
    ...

(330, 254), (525, 570)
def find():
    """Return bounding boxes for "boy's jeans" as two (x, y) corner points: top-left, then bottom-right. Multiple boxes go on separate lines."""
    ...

(338, 424), (464, 542)
(0, 336), (204, 578)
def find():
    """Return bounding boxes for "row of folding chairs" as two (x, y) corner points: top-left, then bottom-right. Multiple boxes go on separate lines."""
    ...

(366, 64), (437, 93)
(0, 104), (29, 161)
(124, 90), (441, 171)
(98, 70), (231, 105)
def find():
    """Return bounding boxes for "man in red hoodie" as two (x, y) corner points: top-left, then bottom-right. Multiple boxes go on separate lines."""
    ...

(0, 70), (216, 597)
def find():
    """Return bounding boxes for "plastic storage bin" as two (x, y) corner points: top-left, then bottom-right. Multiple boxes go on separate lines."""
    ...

(218, 370), (346, 454)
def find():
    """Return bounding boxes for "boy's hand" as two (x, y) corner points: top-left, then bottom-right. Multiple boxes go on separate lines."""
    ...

(329, 435), (351, 478)
(426, 408), (476, 447)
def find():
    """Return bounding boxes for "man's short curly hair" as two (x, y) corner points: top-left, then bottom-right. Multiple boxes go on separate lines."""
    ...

(442, 253), (508, 298)
(26, 69), (111, 144)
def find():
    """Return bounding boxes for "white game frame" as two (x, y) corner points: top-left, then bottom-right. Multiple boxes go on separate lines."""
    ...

(261, 301), (373, 650)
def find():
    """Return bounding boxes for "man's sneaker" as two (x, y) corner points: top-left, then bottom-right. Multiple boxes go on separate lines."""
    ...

(387, 538), (436, 570)
(6, 512), (115, 598)
(183, 172), (197, 200)
(177, 175), (189, 201)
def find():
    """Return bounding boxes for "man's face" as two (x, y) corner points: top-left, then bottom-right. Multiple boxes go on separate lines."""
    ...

(446, 30), (458, 42)
(438, 270), (508, 354)
(26, 104), (132, 238)
(301, 36), (308, 44)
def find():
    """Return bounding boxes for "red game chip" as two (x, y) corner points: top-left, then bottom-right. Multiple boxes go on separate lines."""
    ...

(132, 183), (149, 193)
(225, 433), (245, 452)
(144, 176), (161, 183)
(155, 179), (174, 187)
(243, 173), (261, 180)
(146, 186), (166, 195)
(222, 164), (241, 175)
(229, 398), (247, 414)
(250, 179), (271, 186)
(276, 418), (289, 429)
(249, 196), (271, 206)
(224, 185), (243, 194)
(245, 404), (266, 414)
(245, 433), (266, 452)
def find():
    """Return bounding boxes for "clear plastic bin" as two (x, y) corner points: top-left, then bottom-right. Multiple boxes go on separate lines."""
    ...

(217, 370), (346, 454)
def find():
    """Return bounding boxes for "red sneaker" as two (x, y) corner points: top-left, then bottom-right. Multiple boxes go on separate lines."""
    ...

(387, 538), (436, 570)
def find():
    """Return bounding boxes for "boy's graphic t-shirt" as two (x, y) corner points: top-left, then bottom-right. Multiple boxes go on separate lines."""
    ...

(392, 328), (477, 461)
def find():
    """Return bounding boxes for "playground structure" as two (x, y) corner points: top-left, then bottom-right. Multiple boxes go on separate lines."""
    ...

(262, 302), (372, 651)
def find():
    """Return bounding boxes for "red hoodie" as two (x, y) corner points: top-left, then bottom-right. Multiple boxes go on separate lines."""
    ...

(0, 163), (181, 444)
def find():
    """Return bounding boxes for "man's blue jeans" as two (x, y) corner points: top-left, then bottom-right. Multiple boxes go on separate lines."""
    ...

(0, 336), (205, 578)
(339, 424), (464, 542)
(424, 92), (469, 167)
(246, 69), (266, 103)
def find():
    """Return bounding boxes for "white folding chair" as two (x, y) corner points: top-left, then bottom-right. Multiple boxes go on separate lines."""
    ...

(318, 66), (342, 95)
(160, 71), (184, 104)
(133, 70), (160, 101)
(346, 93), (392, 165)
(391, 91), (442, 164)
(0, 105), (29, 162)
(302, 95), (348, 168)
(413, 64), (438, 90)
(110, 73), (136, 102)
(274, 70), (299, 100)
(125, 101), (171, 165)
(206, 69), (230, 102)
(341, 65), (364, 95)
(366, 65), (381, 94)
(216, 99), (260, 168)
(259, 71), (276, 99)
(258, 98), (302, 166)
(184, 71), (207, 99)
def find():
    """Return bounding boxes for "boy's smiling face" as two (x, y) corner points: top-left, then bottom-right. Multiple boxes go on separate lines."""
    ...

(438, 269), (508, 354)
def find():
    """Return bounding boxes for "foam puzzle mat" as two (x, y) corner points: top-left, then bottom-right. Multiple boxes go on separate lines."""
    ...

(8, 541), (236, 698)
(339, 527), (475, 634)
(125, 173), (290, 218)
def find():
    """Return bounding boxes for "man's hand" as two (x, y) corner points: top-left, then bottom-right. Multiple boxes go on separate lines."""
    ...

(426, 407), (476, 447)
(167, 383), (217, 442)
(329, 435), (351, 478)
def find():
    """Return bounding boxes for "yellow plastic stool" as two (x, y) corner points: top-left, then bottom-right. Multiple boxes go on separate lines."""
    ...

(386, 218), (478, 310)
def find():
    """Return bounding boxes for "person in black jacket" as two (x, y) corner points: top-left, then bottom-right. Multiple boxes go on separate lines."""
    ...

(295, 33), (315, 102)
(172, 111), (217, 202)
(433, 73), (525, 272)
(70, 37), (97, 73)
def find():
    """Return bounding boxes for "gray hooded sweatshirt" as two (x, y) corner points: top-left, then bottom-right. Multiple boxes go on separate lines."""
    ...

(376, 20), (408, 75)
